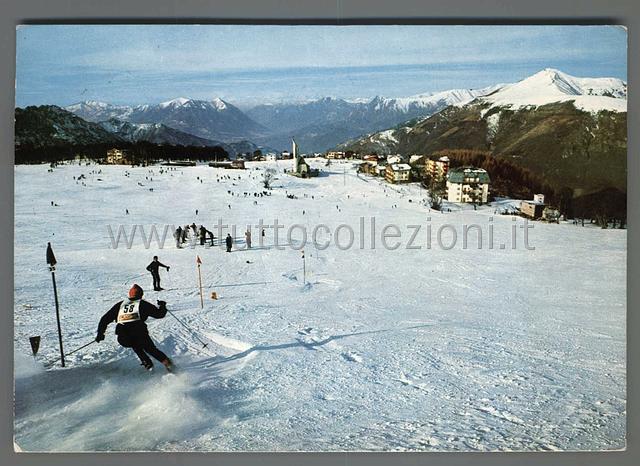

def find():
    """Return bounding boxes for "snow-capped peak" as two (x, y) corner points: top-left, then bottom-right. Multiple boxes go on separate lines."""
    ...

(481, 68), (627, 113)
(159, 97), (191, 108)
(211, 98), (228, 110)
(65, 100), (114, 111)
(375, 84), (506, 112)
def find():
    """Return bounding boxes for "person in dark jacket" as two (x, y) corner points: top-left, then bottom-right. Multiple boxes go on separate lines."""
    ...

(225, 233), (233, 252)
(146, 256), (170, 291)
(175, 226), (183, 248)
(95, 284), (173, 371)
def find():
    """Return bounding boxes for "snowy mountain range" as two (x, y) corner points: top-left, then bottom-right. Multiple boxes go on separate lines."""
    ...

(479, 68), (627, 113)
(51, 68), (627, 156)
(15, 106), (271, 159)
(67, 97), (269, 143)
(339, 68), (627, 197)
(246, 85), (504, 151)
(97, 118), (226, 147)
(63, 85), (505, 152)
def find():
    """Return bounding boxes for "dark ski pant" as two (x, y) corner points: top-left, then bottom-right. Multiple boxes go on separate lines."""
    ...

(151, 271), (161, 290)
(118, 333), (167, 366)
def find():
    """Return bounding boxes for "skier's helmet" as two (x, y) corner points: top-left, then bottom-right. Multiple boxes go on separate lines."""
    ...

(128, 284), (144, 300)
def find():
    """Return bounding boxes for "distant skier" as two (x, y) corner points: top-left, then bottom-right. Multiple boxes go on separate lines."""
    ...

(225, 233), (233, 252)
(95, 284), (173, 371)
(146, 256), (170, 291)
(245, 229), (252, 248)
(175, 226), (183, 248)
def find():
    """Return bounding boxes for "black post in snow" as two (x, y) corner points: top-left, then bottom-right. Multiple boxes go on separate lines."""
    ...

(46, 242), (65, 367)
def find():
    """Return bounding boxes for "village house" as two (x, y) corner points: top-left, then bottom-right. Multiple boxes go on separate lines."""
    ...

(106, 148), (131, 165)
(281, 150), (292, 159)
(386, 154), (403, 164)
(265, 153), (277, 162)
(385, 163), (412, 184)
(520, 194), (546, 219)
(326, 151), (346, 159)
(446, 167), (491, 203)
(358, 160), (379, 176)
(425, 156), (450, 181)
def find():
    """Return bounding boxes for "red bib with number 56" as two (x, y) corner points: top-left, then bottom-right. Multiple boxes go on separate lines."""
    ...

(117, 300), (141, 324)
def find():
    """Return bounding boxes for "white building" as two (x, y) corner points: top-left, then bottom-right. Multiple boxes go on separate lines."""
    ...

(387, 154), (403, 164)
(385, 163), (411, 184)
(446, 167), (491, 203)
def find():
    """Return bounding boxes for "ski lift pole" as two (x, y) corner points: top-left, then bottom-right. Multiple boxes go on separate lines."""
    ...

(46, 242), (65, 367)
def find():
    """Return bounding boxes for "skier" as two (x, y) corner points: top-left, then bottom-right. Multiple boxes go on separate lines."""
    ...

(146, 256), (170, 291)
(225, 233), (233, 252)
(175, 226), (183, 248)
(245, 229), (252, 248)
(95, 284), (173, 371)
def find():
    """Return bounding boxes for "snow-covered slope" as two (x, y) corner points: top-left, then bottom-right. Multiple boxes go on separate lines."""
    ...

(14, 161), (626, 452)
(481, 68), (627, 113)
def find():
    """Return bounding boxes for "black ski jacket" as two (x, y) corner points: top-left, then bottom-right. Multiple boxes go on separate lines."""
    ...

(146, 261), (168, 274)
(97, 299), (167, 338)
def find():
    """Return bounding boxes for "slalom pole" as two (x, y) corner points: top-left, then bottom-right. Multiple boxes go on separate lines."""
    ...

(66, 340), (96, 356)
(196, 255), (204, 309)
(166, 309), (208, 349)
(46, 243), (65, 367)
(302, 249), (306, 285)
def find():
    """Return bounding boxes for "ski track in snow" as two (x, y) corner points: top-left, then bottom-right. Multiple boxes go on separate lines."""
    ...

(14, 160), (626, 451)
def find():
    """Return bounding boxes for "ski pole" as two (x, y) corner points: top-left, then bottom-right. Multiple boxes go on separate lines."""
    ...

(66, 340), (96, 356)
(166, 309), (209, 349)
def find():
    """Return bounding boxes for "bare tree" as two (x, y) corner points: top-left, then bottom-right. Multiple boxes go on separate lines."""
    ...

(263, 168), (276, 189)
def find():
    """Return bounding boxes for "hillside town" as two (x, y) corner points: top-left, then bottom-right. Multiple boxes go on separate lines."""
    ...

(103, 142), (569, 224)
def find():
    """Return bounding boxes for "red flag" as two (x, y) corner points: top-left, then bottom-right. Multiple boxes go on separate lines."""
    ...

(196, 255), (202, 265)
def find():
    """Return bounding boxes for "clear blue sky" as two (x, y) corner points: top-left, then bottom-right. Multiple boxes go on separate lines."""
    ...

(15, 25), (627, 108)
